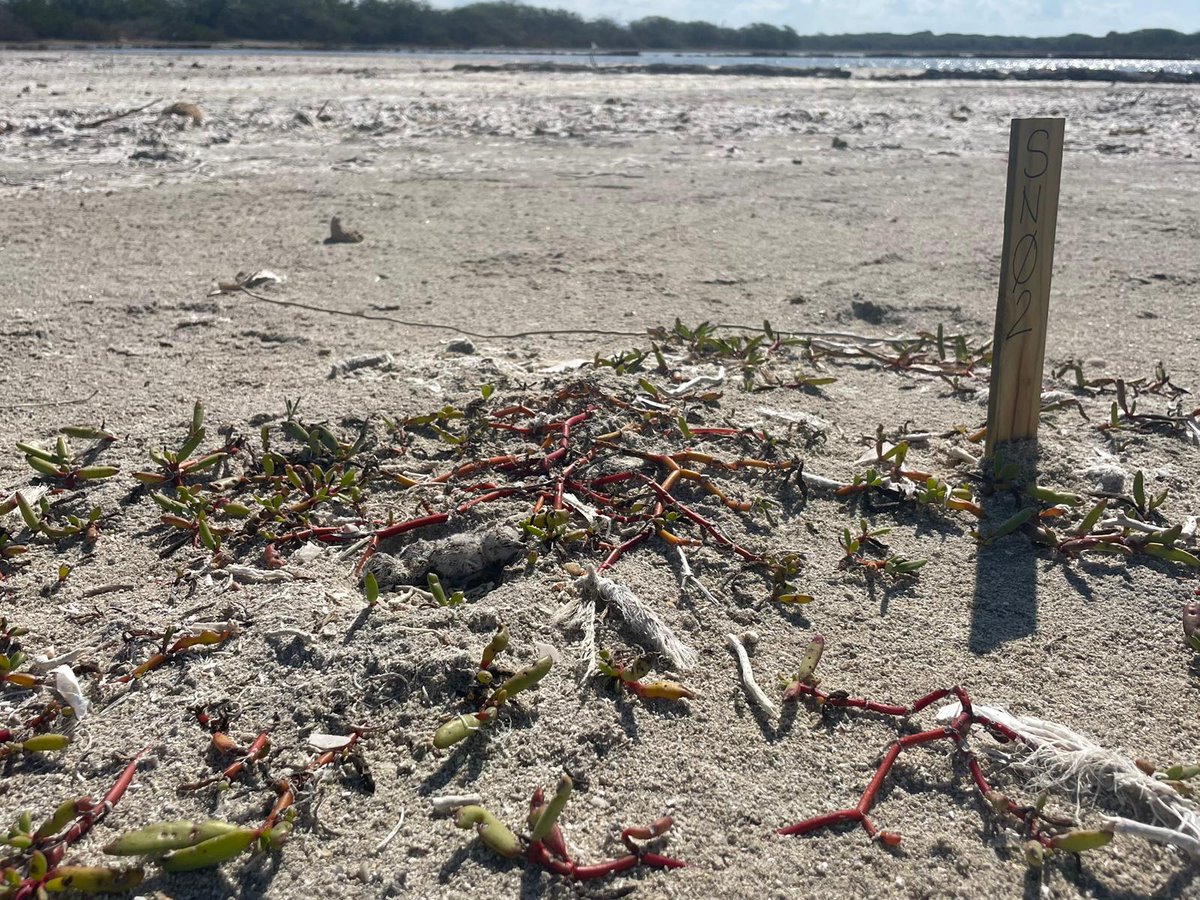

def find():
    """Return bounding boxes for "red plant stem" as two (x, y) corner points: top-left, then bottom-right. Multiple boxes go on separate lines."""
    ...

(462, 481), (500, 493)
(783, 681), (963, 718)
(525, 844), (684, 881)
(353, 536), (379, 578)
(114, 629), (236, 684)
(371, 512), (451, 541)
(220, 731), (270, 783)
(555, 483), (639, 518)
(554, 451), (595, 509)
(642, 478), (763, 563)
(284, 485), (348, 516)
(193, 707), (223, 732)
(777, 807), (865, 837)
(264, 779), (295, 829)
(590, 471), (639, 488)
(963, 753), (995, 798)
(22, 702), (61, 733)
(921, 687), (968, 714)
(688, 426), (768, 439)
(955, 731), (1055, 846)
(1056, 533), (1126, 556)
(431, 455), (528, 485)
(487, 422), (538, 435)
(778, 724), (954, 841)
(843, 554), (886, 573)
(490, 404), (536, 419)
(598, 526), (652, 572)
(868, 726), (955, 808)
(569, 856), (639, 879)
(262, 732), (364, 828)
(45, 747), (149, 867)
(305, 731), (362, 773)
(777, 806), (873, 844)
(457, 487), (527, 512)
(368, 486), (523, 543)
(621, 817), (673, 853)
(490, 409), (581, 436)
(858, 742), (903, 816)
(779, 683), (1056, 847)
(528, 788), (571, 863)
(542, 409), (593, 470)
(563, 480), (616, 507)
(972, 712), (1023, 744)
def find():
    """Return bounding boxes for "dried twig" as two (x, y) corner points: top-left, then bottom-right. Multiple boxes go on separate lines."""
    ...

(233, 287), (647, 340)
(372, 811), (406, 855)
(0, 389), (99, 411)
(81, 583), (136, 598)
(78, 97), (161, 129)
(726, 633), (777, 721)
(676, 547), (716, 604)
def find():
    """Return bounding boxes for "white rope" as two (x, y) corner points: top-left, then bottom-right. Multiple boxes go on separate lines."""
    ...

(572, 567), (697, 671)
(938, 702), (1200, 860)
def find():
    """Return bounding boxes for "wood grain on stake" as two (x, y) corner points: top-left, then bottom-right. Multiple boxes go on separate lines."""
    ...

(985, 118), (1065, 455)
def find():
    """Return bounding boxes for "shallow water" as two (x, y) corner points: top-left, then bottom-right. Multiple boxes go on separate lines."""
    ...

(94, 46), (1200, 75)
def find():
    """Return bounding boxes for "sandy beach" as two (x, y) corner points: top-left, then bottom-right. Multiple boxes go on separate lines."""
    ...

(1, 51), (1199, 899)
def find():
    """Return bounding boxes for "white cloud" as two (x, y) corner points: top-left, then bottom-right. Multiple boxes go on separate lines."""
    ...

(431, 0), (1200, 36)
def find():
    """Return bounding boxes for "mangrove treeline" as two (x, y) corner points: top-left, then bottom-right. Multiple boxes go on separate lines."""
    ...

(1, 0), (1198, 58)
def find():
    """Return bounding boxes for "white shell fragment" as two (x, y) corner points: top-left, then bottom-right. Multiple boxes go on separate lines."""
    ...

(52, 664), (89, 720)
(430, 794), (482, 814)
(307, 733), (354, 751)
(660, 365), (726, 398)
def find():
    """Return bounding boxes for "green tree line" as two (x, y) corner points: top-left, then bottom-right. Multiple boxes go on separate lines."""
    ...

(1, 0), (1197, 57)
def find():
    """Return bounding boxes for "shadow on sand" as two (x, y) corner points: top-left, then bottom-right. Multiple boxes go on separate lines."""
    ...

(969, 462), (1039, 654)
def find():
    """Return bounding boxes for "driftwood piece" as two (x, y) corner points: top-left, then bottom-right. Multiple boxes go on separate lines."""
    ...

(78, 97), (162, 129)
(326, 215), (364, 244)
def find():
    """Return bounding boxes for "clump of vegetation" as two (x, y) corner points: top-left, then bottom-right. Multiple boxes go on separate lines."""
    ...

(453, 774), (684, 880)
(779, 637), (1123, 861)
(434, 628), (554, 749)
(837, 519), (927, 578)
(0, 751), (148, 898)
(0, 316), (1197, 895)
(597, 649), (695, 701)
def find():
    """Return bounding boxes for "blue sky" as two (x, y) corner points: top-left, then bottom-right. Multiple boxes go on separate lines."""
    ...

(434, 1), (1200, 36)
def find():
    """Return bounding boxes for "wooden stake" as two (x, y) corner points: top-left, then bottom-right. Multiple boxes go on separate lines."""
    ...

(985, 118), (1065, 456)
